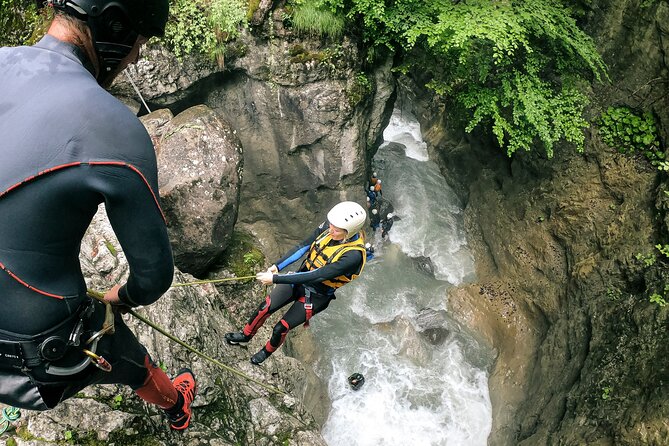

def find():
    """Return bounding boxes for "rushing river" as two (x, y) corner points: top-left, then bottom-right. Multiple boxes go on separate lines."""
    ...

(312, 108), (493, 445)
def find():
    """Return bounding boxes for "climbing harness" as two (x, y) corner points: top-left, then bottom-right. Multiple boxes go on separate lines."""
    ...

(43, 294), (115, 376)
(0, 406), (20, 435)
(87, 289), (286, 396)
(0, 297), (114, 377)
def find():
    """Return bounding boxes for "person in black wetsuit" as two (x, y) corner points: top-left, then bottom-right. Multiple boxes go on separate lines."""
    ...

(0, 0), (196, 430)
(225, 201), (368, 365)
(381, 212), (395, 239)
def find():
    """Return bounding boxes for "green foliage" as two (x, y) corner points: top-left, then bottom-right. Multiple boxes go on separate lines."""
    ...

(323, 0), (607, 157)
(247, 0), (261, 21)
(163, 0), (215, 58)
(110, 394), (124, 409)
(606, 288), (622, 301)
(598, 107), (662, 164)
(210, 0), (248, 40)
(0, 0), (50, 47)
(656, 244), (669, 259)
(601, 386), (612, 400)
(649, 293), (667, 307)
(290, 0), (345, 39)
(162, 0), (246, 60)
(348, 72), (373, 107)
(218, 231), (264, 277)
(635, 252), (656, 267)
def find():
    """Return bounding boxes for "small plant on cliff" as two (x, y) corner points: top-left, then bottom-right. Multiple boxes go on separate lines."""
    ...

(347, 72), (373, 108)
(217, 231), (264, 277)
(110, 394), (124, 409)
(649, 292), (667, 307)
(598, 106), (662, 164)
(162, 0), (246, 60)
(635, 252), (656, 267)
(656, 244), (669, 259)
(210, 0), (247, 41)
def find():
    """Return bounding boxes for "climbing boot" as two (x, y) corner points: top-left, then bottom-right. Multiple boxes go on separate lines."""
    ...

(225, 332), (252, 346)
(250, 347), (271, 365)
(165, 368), (197, 430)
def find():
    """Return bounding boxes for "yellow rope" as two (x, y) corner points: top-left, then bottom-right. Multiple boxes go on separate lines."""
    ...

(87, 289), (285, 396)
(170, 275), (256, 287)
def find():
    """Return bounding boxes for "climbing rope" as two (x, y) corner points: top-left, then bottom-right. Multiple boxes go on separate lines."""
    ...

(170, 275), (256, 287)
(0, 406), (20, 435)
(86, 290), (285, 396)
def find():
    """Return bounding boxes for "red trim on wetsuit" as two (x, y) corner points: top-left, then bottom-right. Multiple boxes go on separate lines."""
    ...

(297, 296), (313, 327)
(0, 261), (65, 299)
(244, 295), (272, 336)
(88, 161), (166, 223)
(0, 162), (83, 199)
(266, 319), (290, 353)
(0, 161), (168, 300)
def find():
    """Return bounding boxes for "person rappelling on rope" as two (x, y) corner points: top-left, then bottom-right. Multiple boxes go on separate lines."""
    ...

(225, 201), (368, 365)
(0, 0), (196, 430)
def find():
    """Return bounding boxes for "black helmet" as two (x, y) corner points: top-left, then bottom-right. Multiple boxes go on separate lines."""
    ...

(49, 0), (168, 77)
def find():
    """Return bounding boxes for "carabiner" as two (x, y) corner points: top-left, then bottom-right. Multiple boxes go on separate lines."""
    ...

(82, 349), (112, 372)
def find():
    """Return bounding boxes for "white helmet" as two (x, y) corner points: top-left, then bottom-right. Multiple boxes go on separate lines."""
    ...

(370, 186), (375, 191)
(372, 209), (378, 215)
(328, 201), (367, 237)
(387, 212), (394, 219)
(377, 180), (381, 184)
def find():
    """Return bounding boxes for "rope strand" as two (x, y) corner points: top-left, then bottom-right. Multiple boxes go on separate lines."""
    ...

(170, 275), (256, 287)
(87, 289), (285, 396)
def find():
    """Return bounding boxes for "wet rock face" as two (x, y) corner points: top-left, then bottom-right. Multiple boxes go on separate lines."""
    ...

(141, 105), (243, 276)
(114, 24), (396, 258)
(205, 34), (396, 256)
(402, 1), (669, 445)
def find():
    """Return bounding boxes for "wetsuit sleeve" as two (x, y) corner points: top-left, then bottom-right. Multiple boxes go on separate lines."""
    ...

(275, 221), (327, 271)
(273, 250), (363, 285)
(96, 165), (174, 307)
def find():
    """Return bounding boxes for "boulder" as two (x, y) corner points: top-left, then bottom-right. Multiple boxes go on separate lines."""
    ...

(142, 105), (243, 276)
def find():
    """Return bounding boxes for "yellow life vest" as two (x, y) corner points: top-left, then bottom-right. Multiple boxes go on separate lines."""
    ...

(304, 230), (366, 289)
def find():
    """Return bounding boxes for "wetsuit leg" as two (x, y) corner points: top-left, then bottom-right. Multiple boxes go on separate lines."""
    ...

(264, 293), (334, 353)
(243, 284), (296, 337)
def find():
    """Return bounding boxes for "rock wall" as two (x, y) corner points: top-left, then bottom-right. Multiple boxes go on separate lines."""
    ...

(404, 1), (669, 445)
(115, 10), (395, 260)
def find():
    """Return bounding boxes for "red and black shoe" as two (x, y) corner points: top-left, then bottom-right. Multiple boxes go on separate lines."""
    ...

(165, 368), (197, 430)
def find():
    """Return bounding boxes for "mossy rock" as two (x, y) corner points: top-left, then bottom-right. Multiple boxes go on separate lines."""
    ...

(216, 231), (265, 278)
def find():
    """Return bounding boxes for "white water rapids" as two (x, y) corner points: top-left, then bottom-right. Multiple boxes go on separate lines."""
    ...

(311, 108), (493, 446)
